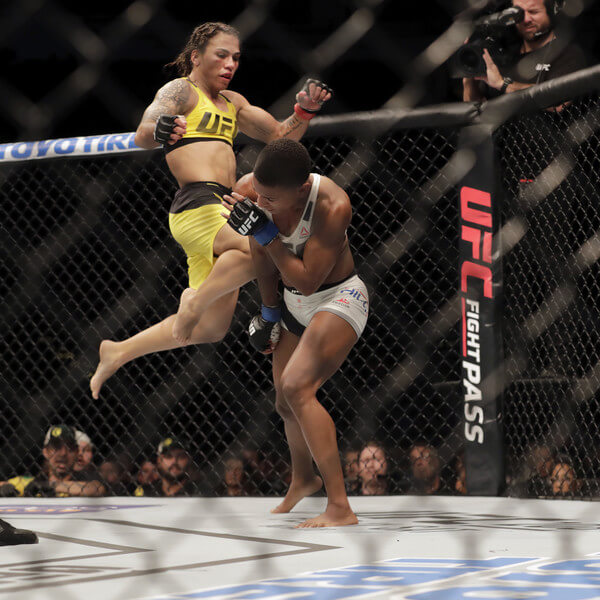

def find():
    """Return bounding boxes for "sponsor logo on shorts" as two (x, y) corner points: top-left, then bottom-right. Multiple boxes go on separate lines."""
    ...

(338, 287), (368, 312)
(334, 298), (350, 305)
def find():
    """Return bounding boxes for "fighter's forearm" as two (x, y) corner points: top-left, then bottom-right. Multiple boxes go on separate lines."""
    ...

(134, 122), (160, 149)
(250, 238), (280, 306)
(265, 238), (317, 296)
(275, 113), (309, 141)
(504, 81), (534, 93)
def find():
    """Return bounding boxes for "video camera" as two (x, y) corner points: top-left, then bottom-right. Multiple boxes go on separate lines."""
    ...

(450, 5), (523, 78)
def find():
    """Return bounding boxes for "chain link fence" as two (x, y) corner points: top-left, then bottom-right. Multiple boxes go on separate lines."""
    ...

(0, 117), (465, 498)
(2, 82), (600, 500)
(497, 94), (600, 498)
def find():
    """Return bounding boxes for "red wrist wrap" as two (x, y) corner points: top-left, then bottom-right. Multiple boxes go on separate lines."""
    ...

(294, 103), (315, 121)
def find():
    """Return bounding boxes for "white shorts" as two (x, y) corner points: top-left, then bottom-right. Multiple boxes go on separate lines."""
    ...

(282, 273), (369, 338)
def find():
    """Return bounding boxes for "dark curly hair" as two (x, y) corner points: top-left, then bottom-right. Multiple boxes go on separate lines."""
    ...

(254, 139), (311, 188)
(165, 22), (240, 76)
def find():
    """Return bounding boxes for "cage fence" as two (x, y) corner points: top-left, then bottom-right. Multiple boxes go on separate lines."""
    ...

(496, 93), (600, 498)
(0, 0), (599, 504)
(0, 117), (464, 498)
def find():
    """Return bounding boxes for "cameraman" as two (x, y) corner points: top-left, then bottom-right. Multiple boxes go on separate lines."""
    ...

(463, 0), (586, 103)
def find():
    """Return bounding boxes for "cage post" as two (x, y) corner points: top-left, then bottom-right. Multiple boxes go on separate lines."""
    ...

(458, 123), (505, 496)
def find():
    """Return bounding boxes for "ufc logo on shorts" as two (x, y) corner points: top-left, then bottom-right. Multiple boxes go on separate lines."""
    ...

(239, 213), (259, 235)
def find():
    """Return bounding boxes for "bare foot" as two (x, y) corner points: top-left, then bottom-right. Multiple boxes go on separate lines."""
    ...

(90, 340), (123, 399)
(271, 476), (323, 514)
(295, 504), (358, 528)
(173, 288), (201, 344)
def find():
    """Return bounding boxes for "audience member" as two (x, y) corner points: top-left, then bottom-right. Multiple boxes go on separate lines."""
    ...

(213, 455), (256, 496)
(407, 441), (450, 495)
(358, 441), (389, 496)
(240, 445), (280, 495)
(73, 429), (95, 477)
(134, 437), (197, 497)
(549, 457), (580, 496)
(343, 447), (361, 495)
(100, 455), (137, 496)
(524, 444), (556, 496)
(454, 450), (467, 495)
(137, 460), (159, 486)
(1, 425), (105, 497)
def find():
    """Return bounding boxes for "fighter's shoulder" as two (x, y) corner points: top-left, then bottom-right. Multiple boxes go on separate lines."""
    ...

(153, 78), (195, 111)
(220, 89), (249, 110)
(314, 175), (351, 229)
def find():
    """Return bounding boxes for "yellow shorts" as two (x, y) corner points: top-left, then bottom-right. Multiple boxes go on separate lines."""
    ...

(168, 182), (230, 289)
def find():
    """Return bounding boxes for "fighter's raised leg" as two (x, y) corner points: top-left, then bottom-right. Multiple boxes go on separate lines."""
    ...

(172, 206), (255, 343)
(90, 288), (240, 399)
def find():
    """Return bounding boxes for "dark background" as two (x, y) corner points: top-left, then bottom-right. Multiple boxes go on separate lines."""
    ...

(1, 0), (598, 144)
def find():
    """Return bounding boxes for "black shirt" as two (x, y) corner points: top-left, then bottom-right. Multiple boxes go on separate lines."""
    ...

(503, 38), (587, 85)
(479, 36), (586, 99)
(134, 478), (198, 497)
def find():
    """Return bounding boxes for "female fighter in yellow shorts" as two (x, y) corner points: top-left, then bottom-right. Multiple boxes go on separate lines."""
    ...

(90, 22), (331, 398)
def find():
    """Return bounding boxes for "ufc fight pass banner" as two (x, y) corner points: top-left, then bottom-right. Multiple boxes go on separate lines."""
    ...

(458, 126), (504, 495)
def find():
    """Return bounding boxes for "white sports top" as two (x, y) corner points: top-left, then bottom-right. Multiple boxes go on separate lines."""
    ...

(266, 173), (320, 258)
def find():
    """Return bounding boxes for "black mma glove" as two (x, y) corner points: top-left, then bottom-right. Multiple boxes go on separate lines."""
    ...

(249, 305), (281, 353)
(296, 78), (333, 114)
(153, 115), (179, 145)
(227, 197), (279, 246)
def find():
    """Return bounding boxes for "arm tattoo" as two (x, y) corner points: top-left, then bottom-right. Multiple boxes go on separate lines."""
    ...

(143, 79), (191, 123)
(281, 115), (304, 138)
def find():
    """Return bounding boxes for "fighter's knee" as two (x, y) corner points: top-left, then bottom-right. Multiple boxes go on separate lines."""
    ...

(275, 393), (294, 419)
(206, 329), (228, 343)
(233, 173), (257, 202)
(280, 373), (313, 409)
(190, 323), (229, 344)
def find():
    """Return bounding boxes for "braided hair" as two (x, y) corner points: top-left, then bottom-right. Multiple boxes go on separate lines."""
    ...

(165, 22), (240, 76)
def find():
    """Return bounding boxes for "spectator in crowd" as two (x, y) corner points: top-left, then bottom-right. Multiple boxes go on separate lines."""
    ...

(214, 455), (256, 496)
(407, 441), (449, 495)
(462, 0), (586, 105)
(358, 441), (389, 496)
(137, 459), (160, 486)
(454, 450), (467, 495)
(524, 444), (556, 496)
(240, 445), (280, 495)
(0, 425), (105, 497)
(100, 455), (137, 496)
(549, 456), (580, 496)
(343, 447), (361, 495)
(504, 443), (556, 496)
(73, 429), (96, 477)
(134, 437), (197, 497)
